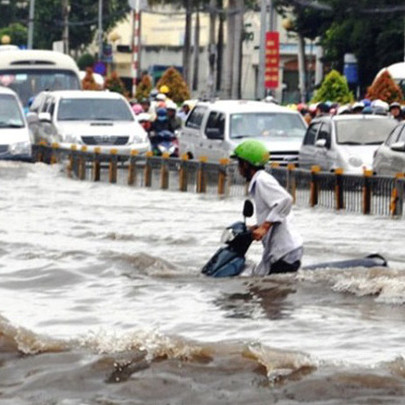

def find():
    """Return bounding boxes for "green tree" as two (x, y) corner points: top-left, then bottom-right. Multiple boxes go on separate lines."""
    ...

(104, 71), (128, 96)
(311, 69), (354, 104)
(135, 72), (153, 101)
(0, 23), (27, 47)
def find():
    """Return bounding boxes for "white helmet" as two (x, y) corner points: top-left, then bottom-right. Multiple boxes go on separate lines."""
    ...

(166, 100), (177, 110)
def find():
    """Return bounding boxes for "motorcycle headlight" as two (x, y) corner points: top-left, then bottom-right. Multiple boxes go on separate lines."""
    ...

(158, 144), (166, 153)
(220, 228), (235, 244)
(9, 141), (31, 155)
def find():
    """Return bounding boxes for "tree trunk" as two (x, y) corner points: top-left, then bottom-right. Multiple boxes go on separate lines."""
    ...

(231, 0), (243, 99)
(182, 0), (192, 87)
(297, 33), (307, 103)
(207, 0), (217, 99)
(223, 0), (236, 98)
(216, 1), (224, 92)
(192, 9), (200, 91)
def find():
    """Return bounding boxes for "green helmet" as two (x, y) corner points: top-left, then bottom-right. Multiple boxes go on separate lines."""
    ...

(231, 139), (270, 167)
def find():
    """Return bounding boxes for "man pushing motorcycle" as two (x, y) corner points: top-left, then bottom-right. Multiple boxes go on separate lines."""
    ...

(231, 139), (303, 275)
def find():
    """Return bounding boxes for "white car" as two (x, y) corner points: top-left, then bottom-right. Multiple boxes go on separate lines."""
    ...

(298, 115), (397, 174)
(178, 100), (307, 165)
(27, 90), (151, 155)
(373, 121), (405, 176)
(0, 86), (33, 161)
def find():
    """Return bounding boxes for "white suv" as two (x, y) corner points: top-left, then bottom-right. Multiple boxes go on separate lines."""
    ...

(27, 90), (150, 155)
(178, 100), (307, 164)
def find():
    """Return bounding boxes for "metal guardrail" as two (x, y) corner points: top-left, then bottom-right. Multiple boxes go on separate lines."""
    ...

(32, 143), (405, 219)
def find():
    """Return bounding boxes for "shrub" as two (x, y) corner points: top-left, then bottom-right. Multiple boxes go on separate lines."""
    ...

(156, 67), (190, 104)
(81, 67), (101, 91)
(312, 69), (354, 104)
(366, 69), (404, 103)
(77, 53), (95, 71)
(135, 72), (152, 101)
(104, 71), (128, 97)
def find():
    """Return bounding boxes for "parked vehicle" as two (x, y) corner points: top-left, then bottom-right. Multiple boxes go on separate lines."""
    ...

(0, 86), (33, 161)
(0, 50), (81, 110)
(298, 115), (397, 174)
(373, 121), (405, 176)
(27, 90), (150, 155)
(178, 100), (307, 165)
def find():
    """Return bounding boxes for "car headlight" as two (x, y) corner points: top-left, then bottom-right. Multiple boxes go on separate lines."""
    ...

(64, 134), (77, 143)
(9, 141), (31, 155)
(348, 156), (363, 167)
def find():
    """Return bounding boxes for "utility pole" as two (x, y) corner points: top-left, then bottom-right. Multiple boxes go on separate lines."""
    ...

(257, 0), (267, 100)
(27, 0), (35, 49)
(62, 0), (70, 54)
(98, 0), (103, 60)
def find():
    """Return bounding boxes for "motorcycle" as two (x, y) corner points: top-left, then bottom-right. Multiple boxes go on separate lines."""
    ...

(150, 130), (179, 157)
(201, 200), (388, 278)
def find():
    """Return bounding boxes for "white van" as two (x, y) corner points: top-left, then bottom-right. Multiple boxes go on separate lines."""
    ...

(179, 100), (307, 165)
(0, 86), (33, 161)
(0, 50), (81, 109)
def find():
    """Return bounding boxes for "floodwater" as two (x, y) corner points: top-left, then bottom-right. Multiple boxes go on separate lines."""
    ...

(1, 161), (405, 405)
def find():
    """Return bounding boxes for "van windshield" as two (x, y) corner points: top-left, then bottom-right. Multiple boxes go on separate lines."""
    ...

(57, 98), (134, 121)
(0, 94), (24, 128)
(336, 118), (397, 145)
(230, 112), (306, 139)
(0, 69), (80, 107)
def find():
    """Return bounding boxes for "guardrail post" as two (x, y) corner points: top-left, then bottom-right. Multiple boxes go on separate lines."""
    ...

(197, 156), (208, 193)
(36, 141), (47, 163)
(390, 173), (404, 217)
(50, 143), (59, 164)
(160, 152), (170, 189)
(362, 169), (373, 215)
(286, 163), (296, 203)
(179, 154), (189, 192)
(127, 150), (138, 186)
(109, 149), (118, 184)
(92, 147), (101, 182)
(78, 146), (87, 180)
(66, 145), (76, 178)
(144, 151), (153, 187)
(334, 168), (344, 210)
(309, 165), (320, 207)
(218, 158), (229, 196)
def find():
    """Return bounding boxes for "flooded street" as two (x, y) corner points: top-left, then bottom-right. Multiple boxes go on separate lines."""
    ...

(1, 161), (405, 404)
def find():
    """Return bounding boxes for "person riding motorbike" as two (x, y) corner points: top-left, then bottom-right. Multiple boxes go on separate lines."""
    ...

(231, 139), (303, 275)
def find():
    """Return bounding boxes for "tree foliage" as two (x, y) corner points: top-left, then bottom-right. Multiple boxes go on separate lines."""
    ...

(104, 71), (128, 96)
(311, 69), (354, 104)
(366, 70), (404, 104)
(156, 67), (190, 104)
(135, 73), (153, 101)
(81, 67), (102, 91)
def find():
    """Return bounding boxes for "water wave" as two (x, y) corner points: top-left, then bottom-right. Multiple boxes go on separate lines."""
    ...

(297, 266), (405, 304)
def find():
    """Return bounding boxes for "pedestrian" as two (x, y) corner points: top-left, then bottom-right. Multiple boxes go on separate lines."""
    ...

(177, 100), (193, 122)
(231, 139), (303, 276)
(166, 100), (182, 132)
(389, 102), (404, 122)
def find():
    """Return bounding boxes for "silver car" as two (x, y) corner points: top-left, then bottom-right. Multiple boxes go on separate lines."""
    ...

(373, 121), (405, 176)
(299, 115), (397, 174)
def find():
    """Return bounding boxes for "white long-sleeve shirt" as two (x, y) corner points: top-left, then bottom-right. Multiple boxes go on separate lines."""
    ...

(248, 170), (303, 275)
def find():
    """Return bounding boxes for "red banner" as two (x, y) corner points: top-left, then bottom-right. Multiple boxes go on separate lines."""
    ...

(265, 32), (280, 89)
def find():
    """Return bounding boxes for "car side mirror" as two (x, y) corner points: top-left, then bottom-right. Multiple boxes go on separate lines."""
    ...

(390, 141), (405, 152)
(38, 112), (51, 123)
(315, 138), (327, 148)
(206, 128), (223, 140)
(243, 199), (254, 218)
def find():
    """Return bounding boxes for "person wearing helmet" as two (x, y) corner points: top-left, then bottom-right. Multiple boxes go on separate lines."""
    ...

(166, 101), (182, 132)
(389, 102), (403, 122)
(231, 139), (303, 276)
(151, 107), (170, 134)
(159, 85), (170, 94)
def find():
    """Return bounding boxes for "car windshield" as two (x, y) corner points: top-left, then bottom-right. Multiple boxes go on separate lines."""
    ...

(336, 118), (398, 145)
(57, 98), (134, 121)
(230, 112), (306, 139)
(0, 94), (25, 128)
(0, 69), (80, 107)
